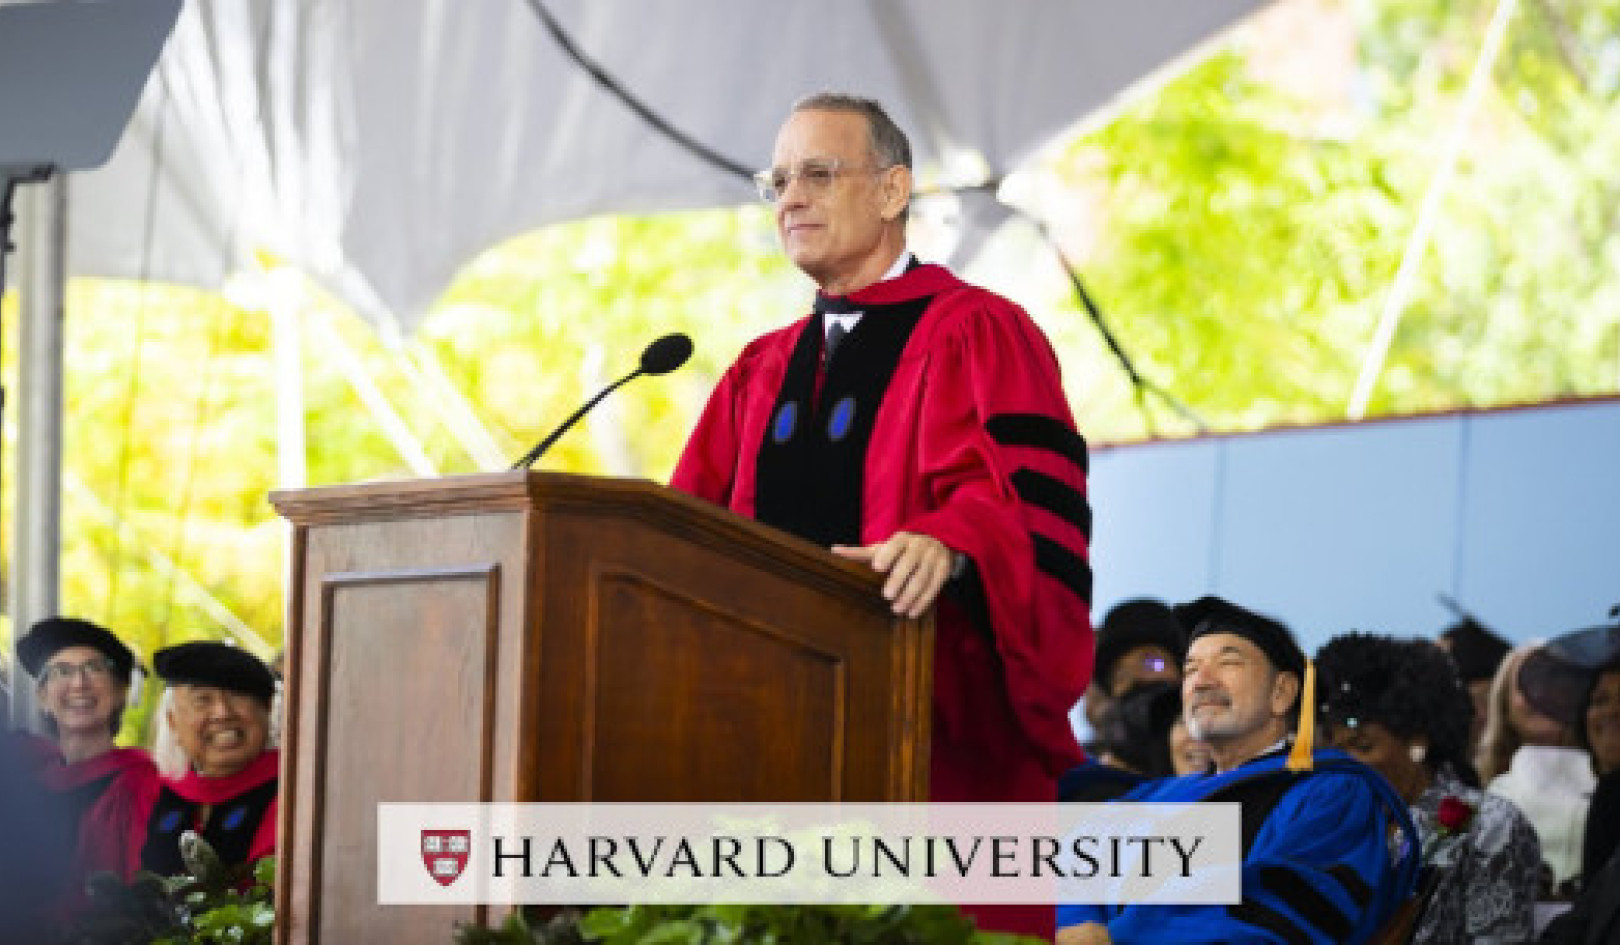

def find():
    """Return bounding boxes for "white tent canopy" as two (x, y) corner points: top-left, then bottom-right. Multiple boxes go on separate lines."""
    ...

(63, 0), (1261, 329)
(4, 0), (1263, 721)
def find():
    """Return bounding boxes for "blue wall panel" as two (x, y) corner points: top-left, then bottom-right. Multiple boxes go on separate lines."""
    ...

(1087, 398), (1620, 658)
(1456, 400), (1620, 640)
(1088, 437), (1219, 612)
(1213, 417), (1462, 654)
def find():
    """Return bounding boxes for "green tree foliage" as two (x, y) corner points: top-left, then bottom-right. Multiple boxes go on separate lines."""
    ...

(2, 280), (282, 740)
(1050, 0), (1620, 439)
(1049, 47), (1413, 437)
(418, 208), (803, 480)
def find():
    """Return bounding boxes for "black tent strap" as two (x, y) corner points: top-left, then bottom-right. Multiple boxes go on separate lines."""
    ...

(1017, 203), (1209, 434)
(932, 183), (1207, 435)
(522, 0), (754, 184)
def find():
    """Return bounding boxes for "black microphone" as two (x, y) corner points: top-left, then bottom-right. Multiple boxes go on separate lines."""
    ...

(510, 332), (694, 470)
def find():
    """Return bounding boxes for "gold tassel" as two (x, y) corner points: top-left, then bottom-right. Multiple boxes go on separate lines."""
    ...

(1286, 659), (1316, 772)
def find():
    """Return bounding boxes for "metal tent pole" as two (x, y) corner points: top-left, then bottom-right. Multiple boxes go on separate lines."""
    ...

(5, 173), (65, 730)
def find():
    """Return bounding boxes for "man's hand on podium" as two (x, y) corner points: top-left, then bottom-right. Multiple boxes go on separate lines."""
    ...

(832, 530), (954, 618)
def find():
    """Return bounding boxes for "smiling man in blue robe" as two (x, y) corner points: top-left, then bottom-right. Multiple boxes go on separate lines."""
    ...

(1057, 597), (1420, 945)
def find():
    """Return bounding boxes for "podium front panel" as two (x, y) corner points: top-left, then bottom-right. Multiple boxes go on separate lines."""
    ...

(272, 473), (932, 944)
(281, 511), (529, 944)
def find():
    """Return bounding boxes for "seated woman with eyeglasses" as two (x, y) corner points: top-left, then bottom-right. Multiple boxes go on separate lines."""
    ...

(14, 617), (160, 888)
(1316, 632), (1542, 945)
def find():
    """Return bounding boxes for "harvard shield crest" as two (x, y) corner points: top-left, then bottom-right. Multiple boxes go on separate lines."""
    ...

(421, 829), (471, 886)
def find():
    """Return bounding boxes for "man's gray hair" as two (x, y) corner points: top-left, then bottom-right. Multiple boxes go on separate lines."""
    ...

(793, 92), (913, 171)
(151, 688), (189, 778)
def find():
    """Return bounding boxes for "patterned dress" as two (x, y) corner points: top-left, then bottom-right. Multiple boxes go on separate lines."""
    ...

(1411, 766), (1542, 944)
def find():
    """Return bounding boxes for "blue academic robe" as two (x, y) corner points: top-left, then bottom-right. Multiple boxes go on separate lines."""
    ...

(1057, 749), (1420, 944)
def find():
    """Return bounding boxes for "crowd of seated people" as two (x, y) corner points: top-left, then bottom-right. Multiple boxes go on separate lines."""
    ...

(8, 595), (1618, 945)
(2, 617), (280, 932)
(1067, 595), (1620, 945)
(1060, 597), (1424, 944)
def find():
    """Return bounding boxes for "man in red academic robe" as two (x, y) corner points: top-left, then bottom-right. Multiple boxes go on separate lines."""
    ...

(672, 93), (1094, 939)
(142, 642), (278, 876)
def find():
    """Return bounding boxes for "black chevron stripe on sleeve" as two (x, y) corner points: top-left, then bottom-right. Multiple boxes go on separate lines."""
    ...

(986, 413), (1088, 473)
(1010, 468), (1092, 540)
(1032, 532), (1093, 602)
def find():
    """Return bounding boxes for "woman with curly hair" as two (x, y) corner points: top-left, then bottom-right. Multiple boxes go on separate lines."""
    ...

(1316, 632), (1542, 944)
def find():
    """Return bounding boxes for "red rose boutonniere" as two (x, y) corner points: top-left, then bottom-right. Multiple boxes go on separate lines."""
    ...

(1424, 795), (1477, 871)
(1436, 796), (1475, 836)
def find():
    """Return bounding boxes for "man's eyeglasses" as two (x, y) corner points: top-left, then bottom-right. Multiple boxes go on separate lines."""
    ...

(754, 158), (890, 204)
(42, 657), (117, 683)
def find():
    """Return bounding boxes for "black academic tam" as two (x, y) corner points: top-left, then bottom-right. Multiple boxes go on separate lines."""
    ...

(153, 642), (275, 704)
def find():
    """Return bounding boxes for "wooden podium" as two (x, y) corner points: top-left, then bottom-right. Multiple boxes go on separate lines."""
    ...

(269, 471), (933, 944)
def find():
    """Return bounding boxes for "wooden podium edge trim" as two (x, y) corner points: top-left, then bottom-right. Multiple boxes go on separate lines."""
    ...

(269, 471), (888, 600)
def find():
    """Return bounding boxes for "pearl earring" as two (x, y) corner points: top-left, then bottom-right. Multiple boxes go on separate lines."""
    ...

(1409, 744), (1426, 764)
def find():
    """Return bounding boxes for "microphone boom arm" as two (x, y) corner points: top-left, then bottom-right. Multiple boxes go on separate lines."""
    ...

(509, 332), (691, 471)
(510, 369), (642, 470)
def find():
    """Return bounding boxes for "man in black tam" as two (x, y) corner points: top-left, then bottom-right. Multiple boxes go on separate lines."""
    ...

(142, 642), (278, 877)
(1059, 595), (1421, 945)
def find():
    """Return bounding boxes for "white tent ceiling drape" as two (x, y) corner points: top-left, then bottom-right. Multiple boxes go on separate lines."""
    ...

(4, 0), (1266, 718)
(62, 0), (1262, 330)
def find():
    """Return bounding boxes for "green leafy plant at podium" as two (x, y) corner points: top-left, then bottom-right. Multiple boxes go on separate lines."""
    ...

(454, 904), (1043, 945)
(65, 831), (274, 945)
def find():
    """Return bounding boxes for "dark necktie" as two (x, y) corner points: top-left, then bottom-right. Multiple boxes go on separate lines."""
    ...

(825, 321), (849, 362)
(814, 292), (858, 363)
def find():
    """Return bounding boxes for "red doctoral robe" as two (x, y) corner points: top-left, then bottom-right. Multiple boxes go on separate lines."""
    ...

(22, 737), (160, 883)
(142, 748), (279, 876)
(673, 262), (1093, 801)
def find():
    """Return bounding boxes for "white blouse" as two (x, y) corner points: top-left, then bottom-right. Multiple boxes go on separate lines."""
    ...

(1487, 745), (1596, 888)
